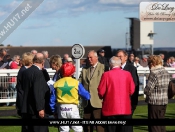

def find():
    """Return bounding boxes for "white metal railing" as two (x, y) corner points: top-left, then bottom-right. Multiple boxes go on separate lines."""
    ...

(0, 67), (175, 104)
(137, 67), (175, 96)
(0, 69), (56, 104)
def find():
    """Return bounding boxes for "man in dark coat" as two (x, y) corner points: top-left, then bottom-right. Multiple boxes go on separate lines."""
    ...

(116, 50), (139, 132)
(21, 53), (50, 132)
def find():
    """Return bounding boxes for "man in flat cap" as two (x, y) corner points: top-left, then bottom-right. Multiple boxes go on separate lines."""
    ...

(98, 49), (109, 71)
(140, 55), (148, 67)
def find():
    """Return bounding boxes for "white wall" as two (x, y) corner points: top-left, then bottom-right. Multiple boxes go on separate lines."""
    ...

(140, 22), (154, 45)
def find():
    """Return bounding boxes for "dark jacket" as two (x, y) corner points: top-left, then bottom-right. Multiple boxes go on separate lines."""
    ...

(98, 56), (109, 71)
(16, 66), (27, 115)
(21, 65), (50, 115)
(44, 59), (50, 68)
(123, 62), (139, 108)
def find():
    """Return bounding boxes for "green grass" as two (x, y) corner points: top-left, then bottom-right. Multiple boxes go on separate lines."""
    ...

(138, 95), (145, 100)
(0, 106), (16, 110)
(133, 103), (175, 132)
(0, 126), (58, 132)
(0, 103), (175, 132)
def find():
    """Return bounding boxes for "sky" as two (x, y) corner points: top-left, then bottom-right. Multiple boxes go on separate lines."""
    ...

(0, 0), (174, 49)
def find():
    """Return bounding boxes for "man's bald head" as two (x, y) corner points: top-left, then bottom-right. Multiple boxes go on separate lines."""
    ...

(33, 53), (45, 64)
(109, 56), (121, 68)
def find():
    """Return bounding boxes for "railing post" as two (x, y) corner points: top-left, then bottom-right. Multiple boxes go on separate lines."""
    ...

(143, 75), (147, 98)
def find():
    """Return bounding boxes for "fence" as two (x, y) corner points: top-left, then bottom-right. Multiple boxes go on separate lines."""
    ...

(0, 69), (55, 104)
(137, 67), (175, 95)
(0, 67), (175, 104)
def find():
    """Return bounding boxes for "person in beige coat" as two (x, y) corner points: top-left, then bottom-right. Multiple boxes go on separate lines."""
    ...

(79, 50), (105, 132)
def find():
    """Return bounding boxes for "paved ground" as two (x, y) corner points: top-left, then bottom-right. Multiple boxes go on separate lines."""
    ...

(0, 99), (175, 117)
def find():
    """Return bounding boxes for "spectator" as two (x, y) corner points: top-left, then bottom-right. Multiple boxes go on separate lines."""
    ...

(62, 54), (69, 64)
(50, 62), (90, 132)
(116, 50), (139, 132)
(144, 55), (170, 132)
(169, 57), (175, 78)
(98, 56), (135, 132)
(133, 57), (142, 68)
(170, 56), (175, 67)
(49, 55), (63, 82)
(79, 50), (105, 132)
(159, 53), (165, 66)
(164, 57), (171, 67)
(140, 55), (148, 67)
(48, 54), (63, 123)
(0, 53), (9, 69)
(9, 55), (21, 69)
(0, 48), (8, 62)
(128, 53), (135, 65)
(0, 54), (9, 106)
(31, 49), (38, 55)
(8, 55), (21, 106)
(21, 53), (50, 132)
(42, 51), (50, 68)
(6, 54), (12, 63)
(16, 52), (34, 132)
(98, 49), (109, 71)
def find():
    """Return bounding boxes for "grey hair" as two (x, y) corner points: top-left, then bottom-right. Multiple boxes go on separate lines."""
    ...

(109, 56), (121, 67)
(13, 55), (20, 61)
(88, 50), (98, 57)
(31, 50), (38, 54)
(42, 51), (48, 57)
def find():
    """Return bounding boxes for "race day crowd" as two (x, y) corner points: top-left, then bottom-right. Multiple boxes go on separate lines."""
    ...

(0, 48), (175, 132)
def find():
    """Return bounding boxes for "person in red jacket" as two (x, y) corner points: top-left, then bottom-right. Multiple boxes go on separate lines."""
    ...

(98, 56), (135, 132)
(8, 55), (21, 106)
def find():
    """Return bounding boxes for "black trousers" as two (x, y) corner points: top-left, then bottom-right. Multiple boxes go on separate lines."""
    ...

(104, 115), (131, 132)
(124, 106), (136, 132)
(148, 104), (167, 132)
(21, 113), (49, 132)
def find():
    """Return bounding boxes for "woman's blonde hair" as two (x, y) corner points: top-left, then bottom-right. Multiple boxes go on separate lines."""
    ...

(50, 55), (62, 68)
(22, 52), (34, 66)
(148, 55), (163, 66)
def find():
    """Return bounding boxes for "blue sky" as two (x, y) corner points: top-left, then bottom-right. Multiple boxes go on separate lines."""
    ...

(0, 0), (174, 49)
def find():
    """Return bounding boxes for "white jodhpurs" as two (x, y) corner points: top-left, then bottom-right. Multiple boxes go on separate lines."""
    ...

(57, 104), (82, 132)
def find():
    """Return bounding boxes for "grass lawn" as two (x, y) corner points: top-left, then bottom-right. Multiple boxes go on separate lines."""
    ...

(0, 102), (175, 132)
(133, 103), (175, 132)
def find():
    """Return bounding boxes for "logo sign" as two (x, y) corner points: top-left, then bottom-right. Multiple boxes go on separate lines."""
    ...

(71, 44), (85, 59)
(140, 2), (175, 22)
(0, 0), (44, 43)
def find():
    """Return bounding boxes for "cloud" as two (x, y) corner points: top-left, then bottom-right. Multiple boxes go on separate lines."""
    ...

(0, 11), (7, 17)
(1, 0), (174, 20)
(98, 0), (151, 5)
(0, 0), (144, 20)
(23, 23), (53, 29)
(52, 38), (63, 46)
(71, 6), (85, 12)
(3, 1), (21, 13)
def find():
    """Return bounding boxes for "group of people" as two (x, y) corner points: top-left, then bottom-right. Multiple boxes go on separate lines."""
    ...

(14, 49), (140, 132)
(0, 49), (52, 106)
(0, 47), (172, 132)
(128, 52), (175, 69)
